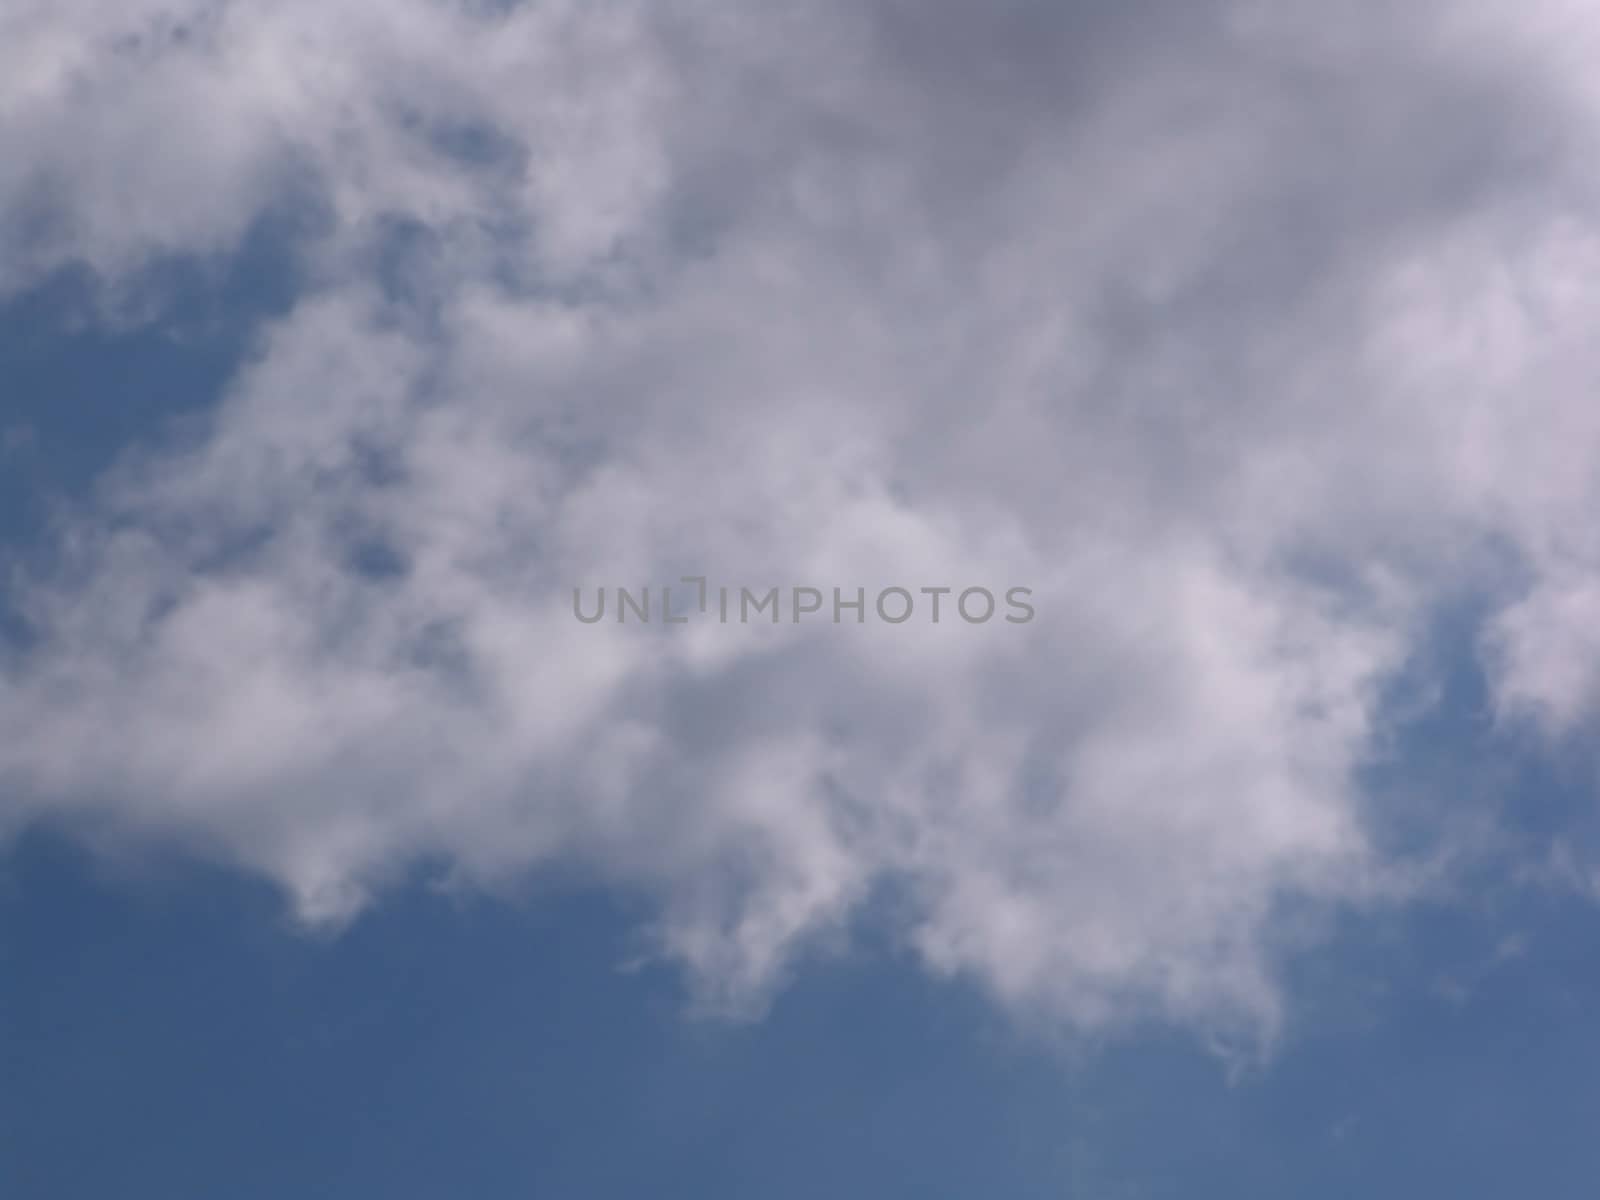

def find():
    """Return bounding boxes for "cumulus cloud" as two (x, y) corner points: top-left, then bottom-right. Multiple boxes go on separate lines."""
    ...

(4, 0), (1600, 1049)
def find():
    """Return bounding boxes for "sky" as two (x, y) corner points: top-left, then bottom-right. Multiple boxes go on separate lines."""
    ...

(5, 1), (1600, 1195)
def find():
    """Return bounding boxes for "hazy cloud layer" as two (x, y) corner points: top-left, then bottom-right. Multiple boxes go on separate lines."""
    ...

(5, 0), (1600, 1048)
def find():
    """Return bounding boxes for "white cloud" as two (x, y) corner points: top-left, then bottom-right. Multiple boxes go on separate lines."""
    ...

(5, 0), (1600, 1051)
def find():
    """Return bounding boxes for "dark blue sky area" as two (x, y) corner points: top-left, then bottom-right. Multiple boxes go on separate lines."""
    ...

(4, 827), (1600, 1200)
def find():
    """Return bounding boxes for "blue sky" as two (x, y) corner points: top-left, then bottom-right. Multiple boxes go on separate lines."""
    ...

(6, 819), (1600, 1198)
(8, 1), (1600, 1195)
(7, 826), (1600, 1197)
